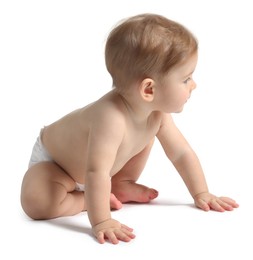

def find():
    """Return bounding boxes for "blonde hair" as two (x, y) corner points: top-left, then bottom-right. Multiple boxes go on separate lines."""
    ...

(105, 13), (198, 92)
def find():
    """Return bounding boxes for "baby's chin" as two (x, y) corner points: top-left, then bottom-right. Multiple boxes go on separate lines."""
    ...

(174, 106), (185, 113)
(164, 104), (185, 114)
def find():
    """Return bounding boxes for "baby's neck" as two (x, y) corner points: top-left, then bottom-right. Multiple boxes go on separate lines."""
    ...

(117, 91), (155, 124)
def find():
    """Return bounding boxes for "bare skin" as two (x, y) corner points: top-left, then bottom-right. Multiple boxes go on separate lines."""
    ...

(21, 54), (239, 244)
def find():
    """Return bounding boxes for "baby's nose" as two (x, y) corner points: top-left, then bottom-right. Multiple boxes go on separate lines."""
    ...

(191, 81), (197, 91)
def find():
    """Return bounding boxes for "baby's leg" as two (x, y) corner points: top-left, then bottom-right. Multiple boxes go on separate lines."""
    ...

(21, 162), (121, 220)
(21, 162), (84, 219)
(111, 139), (158, 203)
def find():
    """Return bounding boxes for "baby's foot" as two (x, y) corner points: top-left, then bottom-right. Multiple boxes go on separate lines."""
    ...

(110, 193), (123, 210)
(111, 181), (158, 203)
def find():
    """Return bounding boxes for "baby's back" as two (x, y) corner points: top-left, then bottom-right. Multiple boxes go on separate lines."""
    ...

(41, 90), (162, 184)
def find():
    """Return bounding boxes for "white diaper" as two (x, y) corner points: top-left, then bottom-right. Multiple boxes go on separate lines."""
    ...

(28, 128), (85, 191)
(74, 182), (85, 191)
(28, 129), (53, 168)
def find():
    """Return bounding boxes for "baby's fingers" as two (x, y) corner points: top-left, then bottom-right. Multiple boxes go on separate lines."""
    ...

(105, 230), (120, 244)
(96, 230), (119, 244)
(195, 198), (210, 211)
(121, 226), (136, 240)
(104, 229), (135, 244)
(219, 197), (239, 208)
(97, 231), (106, 244)
(121, 223), (134, 232)
(209, 197), (239, 212)
(208, 199), (226, 212)
(114, 229), (135, 243)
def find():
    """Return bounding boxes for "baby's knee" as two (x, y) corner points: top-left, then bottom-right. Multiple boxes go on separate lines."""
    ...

(21, 189), (53, 220)
(20, 181), (61, 220)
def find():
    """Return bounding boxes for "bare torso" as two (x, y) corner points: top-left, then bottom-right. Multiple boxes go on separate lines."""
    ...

(42, 90), (162, 184)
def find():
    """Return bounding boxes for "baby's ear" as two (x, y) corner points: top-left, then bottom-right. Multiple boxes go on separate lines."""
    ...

(139, 78), (155, 102)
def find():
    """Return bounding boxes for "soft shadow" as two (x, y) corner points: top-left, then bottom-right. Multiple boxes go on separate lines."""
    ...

(45, 215), (92, 237)
(123, 198), (195, 208)
(43, 200), (196, 236)
(151, 198), (195, 208)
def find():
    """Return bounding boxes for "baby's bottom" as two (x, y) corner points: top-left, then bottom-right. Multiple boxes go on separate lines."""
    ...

(28, 129), (84, 192)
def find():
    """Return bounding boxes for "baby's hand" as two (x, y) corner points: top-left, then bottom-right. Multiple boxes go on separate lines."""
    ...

(92, 218), (136, 244)
(194, 192), (239, 212)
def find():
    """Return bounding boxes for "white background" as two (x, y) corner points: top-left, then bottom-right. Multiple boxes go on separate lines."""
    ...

(1, 0), (252, 259)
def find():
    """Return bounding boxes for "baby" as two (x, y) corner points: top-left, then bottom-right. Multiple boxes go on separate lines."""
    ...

(20, 13), (239, 244)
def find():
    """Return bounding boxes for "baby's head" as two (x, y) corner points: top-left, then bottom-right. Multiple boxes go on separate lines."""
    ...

(105, 13), (198, 93)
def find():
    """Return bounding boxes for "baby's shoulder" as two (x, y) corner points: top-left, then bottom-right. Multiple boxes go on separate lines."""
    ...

(80, 95), (126, 129)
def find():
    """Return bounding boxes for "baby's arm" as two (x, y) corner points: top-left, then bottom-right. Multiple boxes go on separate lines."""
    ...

(157, 114), (239, 211)
(85, 111), (135, 244)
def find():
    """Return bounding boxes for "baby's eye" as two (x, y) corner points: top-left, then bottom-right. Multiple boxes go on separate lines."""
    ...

(183, 77), (191, 84)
